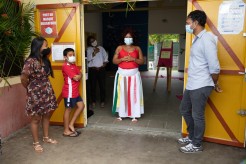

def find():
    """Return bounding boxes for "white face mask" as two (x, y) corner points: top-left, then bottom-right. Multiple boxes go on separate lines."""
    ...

(185, 25), (194, 34)
(68, 56), (76, 63)
(124, 38), (133, 45)
(91, 40), (97, 47)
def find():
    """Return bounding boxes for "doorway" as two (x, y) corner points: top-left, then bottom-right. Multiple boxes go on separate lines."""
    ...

(83, 1), (187, 134)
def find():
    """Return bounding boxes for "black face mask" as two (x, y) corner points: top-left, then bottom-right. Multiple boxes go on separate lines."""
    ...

(41, 47), (51, 57)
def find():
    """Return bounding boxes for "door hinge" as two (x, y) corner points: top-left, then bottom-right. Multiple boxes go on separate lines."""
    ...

(237, 109), (246, 116)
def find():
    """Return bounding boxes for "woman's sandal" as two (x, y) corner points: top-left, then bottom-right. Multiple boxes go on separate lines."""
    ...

(33, 142), (43, 153)
(116, 117), (122, 121)
(43, 137), (58, 144)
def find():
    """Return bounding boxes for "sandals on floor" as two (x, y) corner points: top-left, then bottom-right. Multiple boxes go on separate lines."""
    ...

(116, 117), (122, 121)
(63, 131), (80, 137)
(69, 127), (81, 135)
(132, 118), (138, 122)
(33, 142), (43, 153)
(43, 137), (58, 144)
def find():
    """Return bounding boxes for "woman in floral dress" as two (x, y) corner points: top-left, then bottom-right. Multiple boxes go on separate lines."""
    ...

(21, 37), (58, 153)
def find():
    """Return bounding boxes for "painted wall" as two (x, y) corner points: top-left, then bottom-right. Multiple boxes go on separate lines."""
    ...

(84, 13), (103, 45)
(148, 9), (187, 34)
(0, 84), (29, 138)
(0, 0), (74, 139)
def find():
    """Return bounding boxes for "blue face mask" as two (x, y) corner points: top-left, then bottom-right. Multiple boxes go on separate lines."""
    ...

(185, 25), (194, 34)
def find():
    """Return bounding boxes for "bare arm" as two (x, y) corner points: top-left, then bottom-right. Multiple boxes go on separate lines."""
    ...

(113, 46), (124, 64)
(134, 46), (144, 65)
(73, 72), (82, 81)
(20, 73), (29, 88)
(212, 74), (222, 93)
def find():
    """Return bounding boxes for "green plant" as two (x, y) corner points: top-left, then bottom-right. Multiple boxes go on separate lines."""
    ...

(0, 0), (37, 86)
(149, 34), (179, 45)
(89, 0), (136, 16)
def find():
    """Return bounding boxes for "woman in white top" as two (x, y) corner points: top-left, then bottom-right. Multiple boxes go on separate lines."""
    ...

(86, 36), (108, 108)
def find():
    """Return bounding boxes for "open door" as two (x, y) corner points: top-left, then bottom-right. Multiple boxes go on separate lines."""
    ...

(35, 3), (87, 127)
(183, 0), (246, 147)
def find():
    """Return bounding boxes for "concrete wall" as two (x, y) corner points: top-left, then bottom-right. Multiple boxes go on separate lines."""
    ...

(0, 83), (29, 138)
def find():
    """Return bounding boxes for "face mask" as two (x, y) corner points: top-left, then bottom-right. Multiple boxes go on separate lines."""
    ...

(41, 47), (51, 57)
(185, 25), (194, 34)
(67, 56), (76, 63)
(124, 38), (133, 45)
(91, 40), (97, 47)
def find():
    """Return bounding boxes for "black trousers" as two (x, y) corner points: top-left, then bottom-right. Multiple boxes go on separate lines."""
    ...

(88, 67), (106, 103)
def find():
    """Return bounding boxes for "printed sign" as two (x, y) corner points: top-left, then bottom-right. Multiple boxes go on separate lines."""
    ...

(161, 51), (171, 59)
(51, 43), (75, 61)
(218, 1), (245, 34)
(158, 41), (173, 67)
(40, 10), (57, 37)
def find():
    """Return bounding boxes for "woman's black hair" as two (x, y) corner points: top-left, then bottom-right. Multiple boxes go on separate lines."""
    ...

(29, 36), (54, 78)
(121, 27), (137, 45)
(63, 48), (74, 56)
(187, 10), (207, 27)
(42, 55), (54, 78)
(86, 36), (95, 47)
(29, 37), (45, 60)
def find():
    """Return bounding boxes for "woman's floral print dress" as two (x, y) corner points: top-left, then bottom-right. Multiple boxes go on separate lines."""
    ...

(22, 58), (58, 116)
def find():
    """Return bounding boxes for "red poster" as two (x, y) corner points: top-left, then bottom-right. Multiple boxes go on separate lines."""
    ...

(40, 10), (57, 37)
(157, 41), (173, 67)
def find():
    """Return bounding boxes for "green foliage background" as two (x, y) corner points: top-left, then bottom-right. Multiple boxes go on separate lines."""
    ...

(0, 0), (37, 85)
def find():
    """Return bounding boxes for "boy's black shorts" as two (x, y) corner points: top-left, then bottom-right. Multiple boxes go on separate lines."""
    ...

(64, 96), (83, 108)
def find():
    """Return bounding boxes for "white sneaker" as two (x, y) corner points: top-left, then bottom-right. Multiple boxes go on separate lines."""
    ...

(177, 136), (192, 145)
(179, 143), (203, 153)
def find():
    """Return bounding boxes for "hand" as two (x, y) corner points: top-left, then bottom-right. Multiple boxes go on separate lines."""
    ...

(121, 56), (128, 62)
(93, 47), (100, 57)
(214, 83), (223, 93)
(73, 74), (81, 81)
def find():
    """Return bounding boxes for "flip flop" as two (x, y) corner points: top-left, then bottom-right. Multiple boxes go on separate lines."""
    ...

(63, 131), (79, 137)
(69, 127), (81, 135)
(75, 130), (81, 134)
(116, 117), (122, 121)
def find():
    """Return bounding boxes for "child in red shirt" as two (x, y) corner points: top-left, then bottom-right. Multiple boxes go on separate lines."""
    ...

(62, 48), (84, 137)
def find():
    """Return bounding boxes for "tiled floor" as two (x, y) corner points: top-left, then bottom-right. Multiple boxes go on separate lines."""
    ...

(87, 70), (184, 133)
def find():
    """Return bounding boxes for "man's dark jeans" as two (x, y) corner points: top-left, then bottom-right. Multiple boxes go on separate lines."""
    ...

(180, 86), (213, 147)
(88, 67), (106, 103)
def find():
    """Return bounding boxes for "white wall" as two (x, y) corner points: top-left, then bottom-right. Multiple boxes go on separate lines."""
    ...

(84, 13), (103, 45)
(148, 9), (187, 34)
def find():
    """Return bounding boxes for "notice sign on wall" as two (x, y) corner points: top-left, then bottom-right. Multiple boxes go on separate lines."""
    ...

(218, 0), (245, 34)
(40, 10), (57, 37)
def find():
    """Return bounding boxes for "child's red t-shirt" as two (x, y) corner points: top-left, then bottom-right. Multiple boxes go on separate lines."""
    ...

(62, 62), (80, 98)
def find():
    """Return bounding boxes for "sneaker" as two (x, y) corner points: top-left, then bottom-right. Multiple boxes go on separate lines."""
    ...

(179, 143), (203, 153)
(177, 136), (192, 145)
